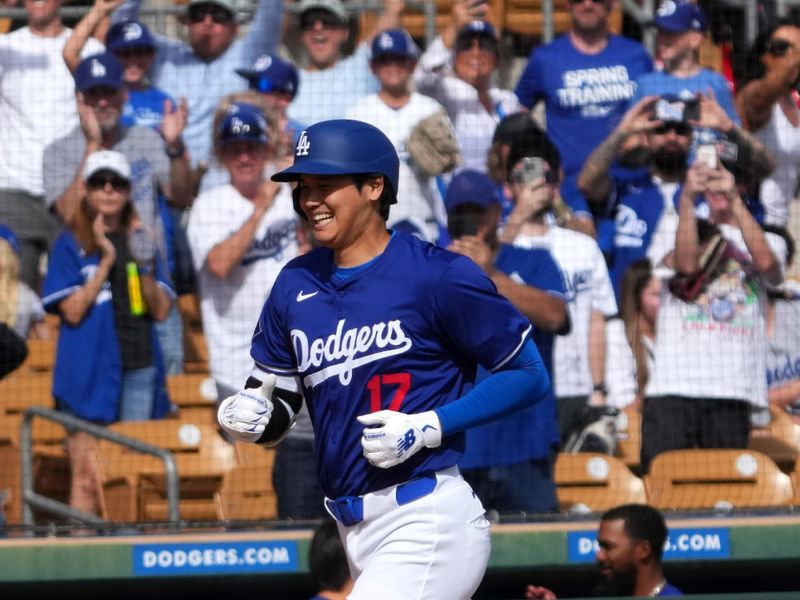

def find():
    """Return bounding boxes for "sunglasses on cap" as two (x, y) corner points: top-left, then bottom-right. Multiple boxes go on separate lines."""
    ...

(249, 76), (293, 97)
(300, 9), (344, 31)
(87, 173), (131, 192)
(188, 5), (234, 25)
(652, 122), (693, 136)
(113, 46), (155, 58)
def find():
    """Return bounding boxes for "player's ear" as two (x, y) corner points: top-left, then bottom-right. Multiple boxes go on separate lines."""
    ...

(363, 175), (385, 202)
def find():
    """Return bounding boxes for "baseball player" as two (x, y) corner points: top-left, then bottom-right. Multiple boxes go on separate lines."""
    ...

(217, 119), (550, 599)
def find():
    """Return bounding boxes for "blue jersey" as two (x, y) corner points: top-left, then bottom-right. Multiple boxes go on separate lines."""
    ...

(659, 581), (683, 596)
(42, 231), (174, 423)
(250, 232), (532, 498)
(461, 245), (563, 468)
(514, 34), (653, 177)
(121, 87), (174, 130)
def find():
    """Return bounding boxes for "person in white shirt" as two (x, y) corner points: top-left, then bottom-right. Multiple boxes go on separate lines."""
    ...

(414, 2), (519, 173)
(347, 28), (450, 242)
(500, 134), (618, 443)
(641, 157), (786, 471)
(187, 102), (299, 401)
(0, 0), (103, 289)
(287, 0), (403, 127)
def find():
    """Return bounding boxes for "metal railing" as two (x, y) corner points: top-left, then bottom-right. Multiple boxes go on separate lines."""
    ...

(20, 406), (181, 535)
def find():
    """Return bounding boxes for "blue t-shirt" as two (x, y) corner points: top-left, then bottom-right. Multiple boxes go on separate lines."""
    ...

(514, 34), (653, 177)
(659, 581), (683, 596)
(120, 87), (174, 130)
(250, 232), (532, 498)
(461, 245), (564, 468)
(42, 231), (174, 423)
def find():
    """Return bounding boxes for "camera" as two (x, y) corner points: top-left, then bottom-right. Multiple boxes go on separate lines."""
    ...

(654, 96), (700, 123)
(510, 157), (558, 186)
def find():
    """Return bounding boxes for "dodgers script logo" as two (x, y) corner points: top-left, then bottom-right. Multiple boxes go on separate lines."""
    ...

(292, 319), (412, 387)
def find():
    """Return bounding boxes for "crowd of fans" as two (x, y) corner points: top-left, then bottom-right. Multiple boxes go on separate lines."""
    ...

(1, 0), (800, 521)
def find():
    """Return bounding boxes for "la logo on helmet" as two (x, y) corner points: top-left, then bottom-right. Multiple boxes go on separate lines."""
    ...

(296, 131), (310, 156)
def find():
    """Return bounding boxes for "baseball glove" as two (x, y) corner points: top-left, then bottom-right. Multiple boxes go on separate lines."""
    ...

(406, 109), (461, 177)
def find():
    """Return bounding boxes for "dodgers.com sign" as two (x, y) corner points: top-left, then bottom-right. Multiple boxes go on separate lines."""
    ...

(567, 527), (730, 563)
(133, 541), (298, 576)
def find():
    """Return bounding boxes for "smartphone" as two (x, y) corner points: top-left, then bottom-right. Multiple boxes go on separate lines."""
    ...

(696, 144), (717, 169)
(654, 97), (700, 123)
(511, 157), (547, 186)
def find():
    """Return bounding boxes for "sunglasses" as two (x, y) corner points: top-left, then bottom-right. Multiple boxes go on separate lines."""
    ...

(87, 174), (130, 192)
(652, 122), (693, 136)
(766, 38), (793, 57)
(300, 10), (344, 31)
(113, 46), (155, 58)
(249, 76), (293, 97)
(454, 35), (498, 54)
(188, 5), (234, 25)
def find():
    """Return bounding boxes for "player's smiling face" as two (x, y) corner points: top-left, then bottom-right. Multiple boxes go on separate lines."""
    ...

(297, 173), (385, 255)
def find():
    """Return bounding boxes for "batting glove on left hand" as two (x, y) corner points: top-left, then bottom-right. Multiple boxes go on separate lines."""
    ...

(217, 375), (276, 443)
(356, 409), (442, 469)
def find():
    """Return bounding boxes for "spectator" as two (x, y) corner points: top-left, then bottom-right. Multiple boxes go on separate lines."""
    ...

(44, 52), (190, 375)
(308, 519), (354, 600)
(112, 0), (283, 169)
(641, 157), (785, 471)
(525, 504), (683, 598)
(632, 0), (743, 153)
(513, 0), (652, 238)
(414, 3), (520, 174)
(347, 28), (450, 242)
(0, 225), (50, 340)
(0, 0), (103, 290)
(578, 94), (773, 299)
(764, 227), (800, 419)
(736, 19), (800, 228)
(186, 102), (299, 408)
(446, 169), (567, 515)
(287, 0), (403, 126)
(501, 136), (618, 443)
(606, 258), (661, 409)
(43, 150), (174, 515)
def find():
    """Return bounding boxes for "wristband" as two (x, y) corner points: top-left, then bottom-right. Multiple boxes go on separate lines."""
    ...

(137, 263), (153, 276)
(593, 382), (608, 395)
(165, 140), (185, 159)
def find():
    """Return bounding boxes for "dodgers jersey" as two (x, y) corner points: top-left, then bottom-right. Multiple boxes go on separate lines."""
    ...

(250, 232), (532, 498)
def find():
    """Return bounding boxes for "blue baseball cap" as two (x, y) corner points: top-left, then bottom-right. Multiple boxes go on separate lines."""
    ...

(444, 169), (500, 213)
(219, 103), (269, 145)
(371, 29), (419, 60)
(106, 20), (156, 52)
(0, 224), (20, 256)
(236, 54), (299, 98)
(75, 52), (124, 92)
(653, 0), (707, 33)
(457, 20), (498, 42)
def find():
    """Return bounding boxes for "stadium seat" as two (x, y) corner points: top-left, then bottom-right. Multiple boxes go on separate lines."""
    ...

(15, 338), (57, 374)
(94, 420), (235, 522)
(748, 406), (799, 472)
(166, 373), (218, 423)
(0, 373), (54, 415)
(183, 330), (210, 374)
(645, 449), (795, 510)
(216, 462), (278, 521)
(555, 452), (647, 513)
(615, 405), (642, 472)
(177, 293), (203, 331)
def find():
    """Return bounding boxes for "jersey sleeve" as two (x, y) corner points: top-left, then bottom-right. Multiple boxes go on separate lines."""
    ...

(432, 255), (531, 371)
(186, 192), (235, 272)
(41, 235), (84, 313)
(250, 273), (297, 377)
(589, 242), (619, 316)
(533, 248), (567, 299)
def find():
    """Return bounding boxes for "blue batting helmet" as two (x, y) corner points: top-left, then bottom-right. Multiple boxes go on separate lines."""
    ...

(271, 119), (400, 202)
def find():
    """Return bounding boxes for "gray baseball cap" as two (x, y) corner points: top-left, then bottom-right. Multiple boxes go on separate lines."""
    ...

(294, 0), (347, 22)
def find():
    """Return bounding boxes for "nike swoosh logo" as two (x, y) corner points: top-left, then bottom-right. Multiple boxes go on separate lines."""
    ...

(296, 290), (319, 302)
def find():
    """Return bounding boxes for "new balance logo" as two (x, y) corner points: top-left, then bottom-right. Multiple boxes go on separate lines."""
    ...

(296, 290), (319, 302)
(396, 429), (416, 457)
(296, 131), (310, 156)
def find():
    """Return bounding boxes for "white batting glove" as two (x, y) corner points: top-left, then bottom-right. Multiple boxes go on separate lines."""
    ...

(217, 375), (276, 443)
(356, 409), (443, 469)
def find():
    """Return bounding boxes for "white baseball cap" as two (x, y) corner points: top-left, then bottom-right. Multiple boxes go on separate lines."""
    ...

(83, 150), (132, 181)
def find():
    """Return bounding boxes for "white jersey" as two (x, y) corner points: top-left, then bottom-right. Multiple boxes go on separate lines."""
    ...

(755, 101), (800, 227)
(646, 226), (786, 406)
(605, 317), (637, 409)
(514, 225), (618, 397)
(414, 36), (520, 173)
(346, 92), (447, 241)
(187, 183), (299, 390)
(0, 27), (103, 196)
